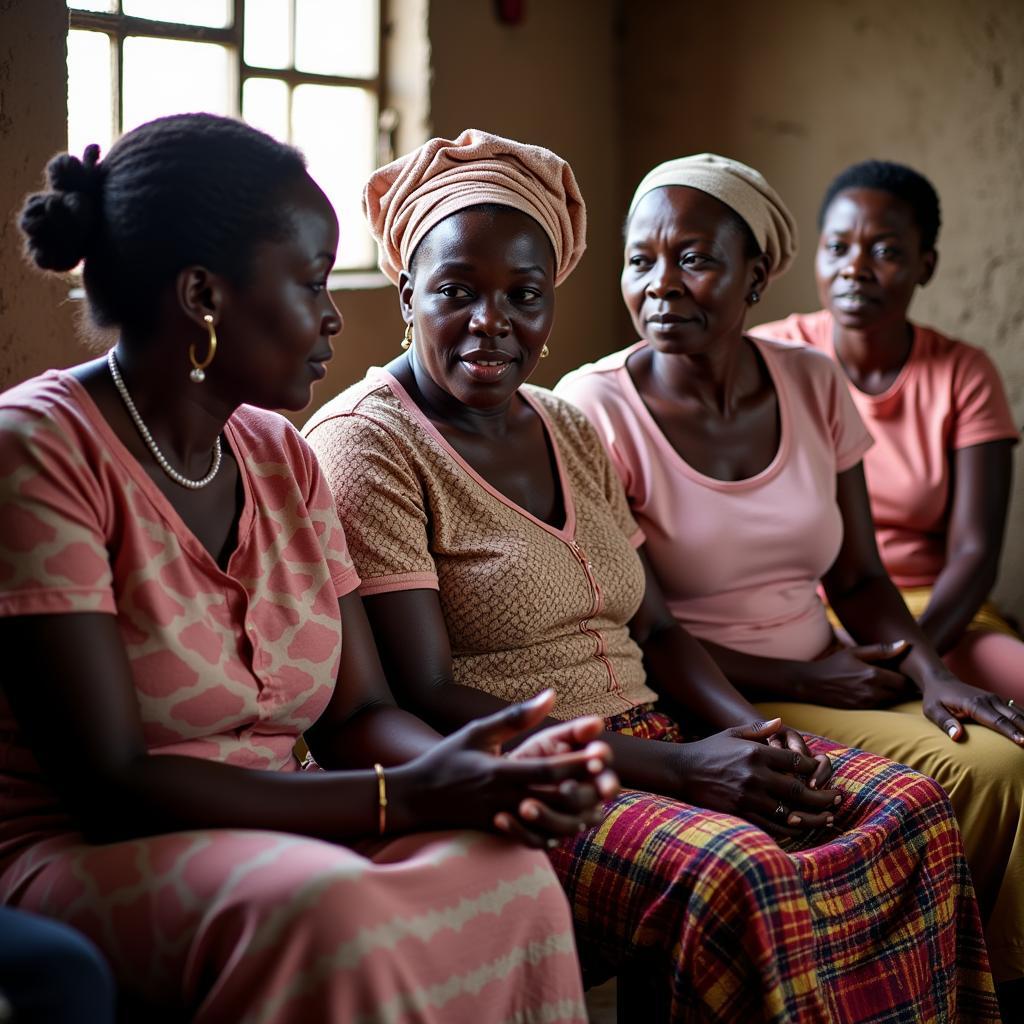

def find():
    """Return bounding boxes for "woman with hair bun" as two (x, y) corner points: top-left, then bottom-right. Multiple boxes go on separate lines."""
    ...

(0, 113), (617, 1023)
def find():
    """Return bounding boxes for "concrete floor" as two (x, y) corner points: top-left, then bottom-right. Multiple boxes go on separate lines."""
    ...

(584, 979), (617, 1023)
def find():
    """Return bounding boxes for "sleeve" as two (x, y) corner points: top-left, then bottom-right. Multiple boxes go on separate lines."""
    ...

(0, 406), (115, 617)
(949, 345), (1020, 450)
(822, 359), (874, 472)
(304, 412), (439, 597)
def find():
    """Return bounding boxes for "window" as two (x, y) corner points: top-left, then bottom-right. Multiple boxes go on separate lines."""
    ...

(67, 0), (388, 271)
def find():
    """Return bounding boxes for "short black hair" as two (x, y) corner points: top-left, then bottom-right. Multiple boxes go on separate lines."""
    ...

(19, 113), (308, 334)
(818, 160), (941, 250)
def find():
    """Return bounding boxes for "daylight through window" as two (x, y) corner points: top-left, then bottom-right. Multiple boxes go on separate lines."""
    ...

(67, 0), (384, 270)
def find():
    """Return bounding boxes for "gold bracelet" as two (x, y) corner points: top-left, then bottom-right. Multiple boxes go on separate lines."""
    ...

(373, 763), (387, 835)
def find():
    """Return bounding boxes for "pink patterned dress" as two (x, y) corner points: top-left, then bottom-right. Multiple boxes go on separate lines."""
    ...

(0, 370), (587, 1024)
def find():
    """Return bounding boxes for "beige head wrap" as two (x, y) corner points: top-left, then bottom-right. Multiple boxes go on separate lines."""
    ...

(363, 129), (586, 286)
(628, 153), (797, 278)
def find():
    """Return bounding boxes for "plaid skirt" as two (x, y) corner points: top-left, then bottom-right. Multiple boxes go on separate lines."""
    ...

(548, 705), (998, 1023)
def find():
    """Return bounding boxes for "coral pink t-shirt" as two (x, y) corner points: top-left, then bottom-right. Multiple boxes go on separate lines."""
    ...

(556, 337), (873, 660)
(754, 310), (1020, 586)
(0, 371), (360, 857)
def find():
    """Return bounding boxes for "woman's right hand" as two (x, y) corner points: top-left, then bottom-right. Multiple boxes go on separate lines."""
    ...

(798, 642), (915, 709)
(391, 691), (618, 848)
(674, 719), (843, 838)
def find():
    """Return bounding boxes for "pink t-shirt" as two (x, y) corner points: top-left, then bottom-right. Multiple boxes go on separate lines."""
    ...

(556, 337), (873, 660)
(0, 371), (359, 857)
(753, 310), (1020, 586)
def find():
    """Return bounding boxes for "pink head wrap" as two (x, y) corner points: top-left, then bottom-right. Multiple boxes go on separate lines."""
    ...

(363, 129), (587, 285)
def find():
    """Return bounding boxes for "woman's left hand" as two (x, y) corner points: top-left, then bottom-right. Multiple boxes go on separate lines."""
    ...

(766, 726), (834, 789)
(919, 673), (1024, 745)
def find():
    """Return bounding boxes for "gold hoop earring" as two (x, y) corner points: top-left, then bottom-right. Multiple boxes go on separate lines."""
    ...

(401, 324), (413, 351)
(540, 344), (550, 359)
(190, 315), (218, 383)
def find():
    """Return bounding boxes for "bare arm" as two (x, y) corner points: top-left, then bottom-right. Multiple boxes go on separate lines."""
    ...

(365, 570), (839, 833)
(1, 596), (611, 845)
(916, 440), (1013, 653)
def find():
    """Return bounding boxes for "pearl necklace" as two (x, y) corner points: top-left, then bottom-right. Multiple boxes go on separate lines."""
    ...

(107, 349), (222, 490)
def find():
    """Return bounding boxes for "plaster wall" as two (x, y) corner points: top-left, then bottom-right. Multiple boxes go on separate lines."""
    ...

(0, 0), (80, 389)
(618, 0), (1024, 617)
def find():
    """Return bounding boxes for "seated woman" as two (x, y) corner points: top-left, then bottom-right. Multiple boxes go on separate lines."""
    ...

(555, 153), (1024, 1006)
(753, 159), (1023, 704)
(0, 113), (620, 1024)
(304, 130), (998, 1022)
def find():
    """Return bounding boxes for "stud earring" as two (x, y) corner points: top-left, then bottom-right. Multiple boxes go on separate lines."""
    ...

(190, 315), (218, 383)
(540, 344), (550, 359)
(749, 290), (760, 304)
(401, 324), (413, 350)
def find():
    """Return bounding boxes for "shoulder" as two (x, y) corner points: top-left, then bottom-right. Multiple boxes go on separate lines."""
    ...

(555, 343), (642, 411)
(913, 324), (1003, 382)
(303, 372), (414, 445)
(755, 333), (841, 386)
(0, 370), (95, 453)
(750, 310), (832, 349)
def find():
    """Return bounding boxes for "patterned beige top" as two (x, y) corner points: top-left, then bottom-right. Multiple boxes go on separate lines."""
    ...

(304, 369), (658, 721)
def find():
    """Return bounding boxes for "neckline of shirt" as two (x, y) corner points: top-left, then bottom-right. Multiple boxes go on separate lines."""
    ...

(53, 370), (256, 579)
(368, 367), (579, 543)
(616, 336), (794, 493)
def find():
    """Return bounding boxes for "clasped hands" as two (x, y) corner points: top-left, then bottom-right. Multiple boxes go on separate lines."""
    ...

(676, 718), (842, 840)
(408, 689), (619, 849)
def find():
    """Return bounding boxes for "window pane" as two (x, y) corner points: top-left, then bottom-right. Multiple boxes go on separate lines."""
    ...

(292, 85), (376, 269)
(295, 0), (378, 78)
(122, 38), (233, 132)
(244, 0), (291, 70)
(121, 0), (231, 29)
(68, 30), (114, 158)
(67, 0), (116, 12)
(242, 78), (290, 143)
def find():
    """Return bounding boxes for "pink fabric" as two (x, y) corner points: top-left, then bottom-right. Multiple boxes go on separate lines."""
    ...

(363, 129), (586, 285)
(753, 310), (1020, 586)
(0, 371), (587, 1022)
(555, 337), (873, 660)
(944, 629), (1024, 704)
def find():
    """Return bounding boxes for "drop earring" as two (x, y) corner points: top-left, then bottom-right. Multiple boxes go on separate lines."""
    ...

(190, 315), (218, 383)
(401, 324), (413, 350)
(540, 344), (550, 359)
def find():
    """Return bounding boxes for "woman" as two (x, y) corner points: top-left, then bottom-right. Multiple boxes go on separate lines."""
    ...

(304, 130), (998, 1022)
(0, 113), (618, 1024)
(754, 159), (1023, 703)
(555, 153), (1023, 1004)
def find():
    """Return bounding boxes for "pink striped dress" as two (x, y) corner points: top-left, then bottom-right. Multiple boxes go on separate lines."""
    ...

(0, 370), (587, 1024)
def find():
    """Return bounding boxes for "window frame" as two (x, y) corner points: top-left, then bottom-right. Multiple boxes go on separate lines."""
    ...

(67, 0), (391, 279)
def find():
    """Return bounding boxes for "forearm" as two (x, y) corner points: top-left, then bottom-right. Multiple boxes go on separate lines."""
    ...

(828, 572), (949, 685)
(694, 638), (811, 702)
(916, 554), (995, 654)
(71, 752), (416, 845)
(641, 624), (773, 725)
(306, 701), (444, 769)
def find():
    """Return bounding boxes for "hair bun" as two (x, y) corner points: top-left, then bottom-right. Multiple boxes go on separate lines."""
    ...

(19, 145), (104, 271)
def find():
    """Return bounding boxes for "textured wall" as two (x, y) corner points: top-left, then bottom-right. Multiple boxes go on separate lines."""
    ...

(618, 0), (1024, 617)
(0, 0), (80, 391)
(2, 0), (1021, 612)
